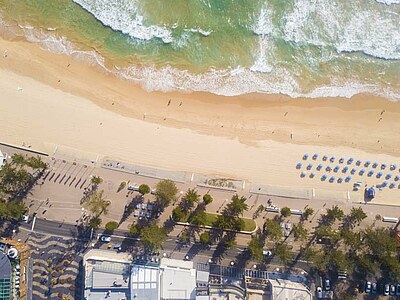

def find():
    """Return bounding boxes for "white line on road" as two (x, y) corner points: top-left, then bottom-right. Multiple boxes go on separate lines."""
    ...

(31, 216), (36, 231)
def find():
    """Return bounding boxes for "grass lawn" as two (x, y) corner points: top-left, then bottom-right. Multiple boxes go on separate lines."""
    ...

(204, 212), (256, 232)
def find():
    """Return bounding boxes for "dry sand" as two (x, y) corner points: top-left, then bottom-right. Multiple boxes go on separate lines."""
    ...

(1, 36), (400, 205)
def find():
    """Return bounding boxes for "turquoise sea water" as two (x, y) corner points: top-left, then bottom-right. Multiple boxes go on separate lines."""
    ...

(0, 0), (399, 98)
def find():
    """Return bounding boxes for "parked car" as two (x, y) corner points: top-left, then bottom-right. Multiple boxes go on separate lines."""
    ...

(316, 287), (323, 299)
(372, 282), (377, 294)
(263, 250), (272, 257)
(396, 284), (400, 296)
(384, 284), (390, 296)
(390, 284), (396, 295)
(324, 279), (330, 291)
(127, 184), (140, 191)
(22, 215), (29, 223)
(365, 281), (372, 293)
(100, 236), (111, 242)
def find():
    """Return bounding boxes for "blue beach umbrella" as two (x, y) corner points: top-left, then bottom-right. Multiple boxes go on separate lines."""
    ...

(330, 156), (336, 162)
(307, 163), (313, 170)
(317, 164), (323, 171)
(386, 174), (392, 180)
(329, 176), (336, 183)
(365, 161), (371, 167)
(326, 166), (332, 172)
(395, 176), (400, 181)
(321, 174), (327, 181)
(356, 160), (362, 166)
(303, 154), (309, 160)
(339, 157), (344, 164)
(313, 153), (319, 160)
(301, 171), (307, 177)
(342, 166), (349, 173)
(368, 170), (374, 176)
(310, 172), (315, 178)
(382, 181), (388, 187)
(377, 171), (383, 178)
(323, 155), (328, 161)
(389, 182), (395, 189)
(334, 166), (340, 172)
(338, 177), (343, 183)
(345, 176), (351, 182)
(381, 163), (387, 170)
(359, 169), (365, 176)
(372, 162), (378, 168)
(347, 158), (354, 164)
(351, 168), (356, 175)
(296, 163), (302, 169)
(390, 164), (397, 170)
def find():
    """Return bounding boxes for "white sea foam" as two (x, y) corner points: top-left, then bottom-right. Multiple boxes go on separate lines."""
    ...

(283, 0), (400, 60)
(2, 17), (400, 101)
(375, 0), (400, 4)
(72, 0), (173, 43)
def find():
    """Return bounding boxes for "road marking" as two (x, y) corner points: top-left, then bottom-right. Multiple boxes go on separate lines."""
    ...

(31, 216), (36, 231)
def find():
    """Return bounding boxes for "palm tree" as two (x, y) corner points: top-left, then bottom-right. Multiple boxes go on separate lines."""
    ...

(91, 175), (103, 186)
(84, 190), (110, 216)
(26, 156), (47, 170)
(182, 188), (200, 211)
(11, 154), (26, 167)
(226, 194), (248, 217)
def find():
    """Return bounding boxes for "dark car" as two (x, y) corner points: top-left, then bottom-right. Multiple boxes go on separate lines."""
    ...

(372, 282), (377, 294)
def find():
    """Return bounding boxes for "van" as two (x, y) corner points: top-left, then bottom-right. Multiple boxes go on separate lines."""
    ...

(383, 217), (399, 223)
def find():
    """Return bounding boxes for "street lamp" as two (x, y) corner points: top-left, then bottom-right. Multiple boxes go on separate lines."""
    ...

(230, 261), (235, 266)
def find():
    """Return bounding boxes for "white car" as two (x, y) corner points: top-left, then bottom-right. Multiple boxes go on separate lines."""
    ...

(365, 281), (371, 293)
(324, 279), (330, 291)
(22, 215), (29, 223)
(100, 236), (111, 242)
(316, 287), (323, 299)
(127, 184), (140, 191)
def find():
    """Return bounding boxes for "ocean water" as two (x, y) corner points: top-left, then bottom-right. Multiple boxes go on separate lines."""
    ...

(0, 0), (399, 99)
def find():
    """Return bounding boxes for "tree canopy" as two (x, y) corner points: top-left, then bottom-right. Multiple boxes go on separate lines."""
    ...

(0, 199), (26, 220)
(84, 190), (110, 216)
(203, 194), (213, 205)
(280, 207), (291, 218)
(248, 235), (264, 263)
(105, 221), (119, 231)
(140, 223), (167, 251)
(263, 219), (282, 241)
(138, 184), (151, 195)
(226, 194), (248, 217)
(325, 205), (344, 223)
(156, 179), (178, 207)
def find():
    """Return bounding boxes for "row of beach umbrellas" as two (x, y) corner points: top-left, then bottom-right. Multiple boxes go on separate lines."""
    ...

(303, 153), (397, 171)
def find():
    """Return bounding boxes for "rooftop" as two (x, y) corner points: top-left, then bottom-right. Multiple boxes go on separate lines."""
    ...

(130, 264), (160, 300)
(270, 279), (312, 300)
(160, 258), (196, 300)
(0, 251), (12, 280)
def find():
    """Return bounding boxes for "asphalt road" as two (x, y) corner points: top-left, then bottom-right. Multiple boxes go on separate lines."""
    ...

(20, 217), (310, 273)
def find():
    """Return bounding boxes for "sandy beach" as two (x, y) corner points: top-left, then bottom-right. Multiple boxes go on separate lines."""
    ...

(1, 35), (400, 204)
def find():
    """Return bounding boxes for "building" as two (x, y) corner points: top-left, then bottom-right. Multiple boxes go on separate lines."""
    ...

(0, 251), (12, 300)
(159, 258), (196, 300)
(83, 250), (199, 300)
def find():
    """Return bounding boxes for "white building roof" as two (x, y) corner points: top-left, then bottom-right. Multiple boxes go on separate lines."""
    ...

(160, 258), (196, 300)
(271, 279), (312, 300)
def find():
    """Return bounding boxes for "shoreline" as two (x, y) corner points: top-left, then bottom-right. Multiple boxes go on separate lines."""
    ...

(1, 34), (400, 205)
